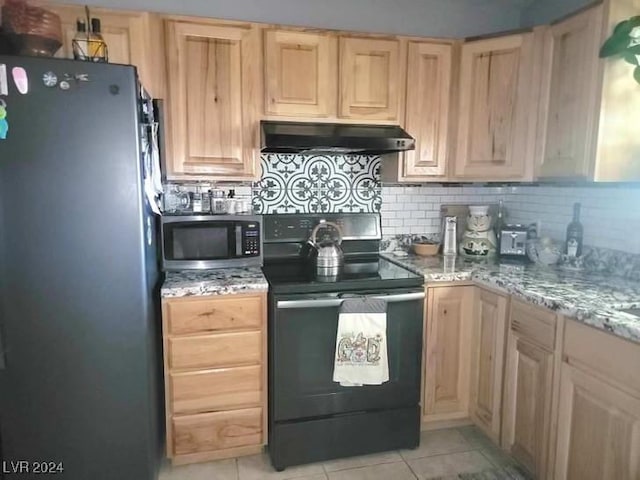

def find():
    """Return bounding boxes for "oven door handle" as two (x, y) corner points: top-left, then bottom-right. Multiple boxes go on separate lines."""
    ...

(276, 292), (425, 309)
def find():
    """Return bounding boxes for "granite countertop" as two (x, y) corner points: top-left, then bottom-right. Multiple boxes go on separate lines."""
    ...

(381, 253), (640, 344)
(161, 267), (268, 298)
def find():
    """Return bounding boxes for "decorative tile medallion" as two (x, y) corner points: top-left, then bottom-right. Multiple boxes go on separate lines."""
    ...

(253, 154), (381, 214)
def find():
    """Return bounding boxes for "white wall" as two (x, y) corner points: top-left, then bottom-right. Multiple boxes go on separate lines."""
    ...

(380, 185), (507, 236)
(380, 183), (640, 254)
(58, 0), (522, 38)
(504, 185), (640, 254)
(520, 0), (591, 26)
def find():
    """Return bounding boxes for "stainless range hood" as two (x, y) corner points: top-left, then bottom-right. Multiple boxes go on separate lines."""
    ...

(261, 121), (415, 155)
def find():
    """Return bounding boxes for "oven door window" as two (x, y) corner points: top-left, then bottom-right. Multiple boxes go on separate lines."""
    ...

(164, 223), (230, 261)
(271, 291), (423, 422)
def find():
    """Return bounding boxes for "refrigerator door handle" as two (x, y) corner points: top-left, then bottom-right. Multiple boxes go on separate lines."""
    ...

(0, 326), (5, 370)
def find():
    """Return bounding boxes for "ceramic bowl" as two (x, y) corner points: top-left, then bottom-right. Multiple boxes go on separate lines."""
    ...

(413, 242), (439, 256)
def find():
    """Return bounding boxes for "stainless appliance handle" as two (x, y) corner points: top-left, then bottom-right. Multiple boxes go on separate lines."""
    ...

(277, 292), (425, 309)
(0, 323), (5, 370)
(235, 225), (243, 256)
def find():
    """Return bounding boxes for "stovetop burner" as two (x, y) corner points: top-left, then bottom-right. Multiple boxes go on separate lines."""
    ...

(262, 254), (423, 294)
(261, 213), (424, 294)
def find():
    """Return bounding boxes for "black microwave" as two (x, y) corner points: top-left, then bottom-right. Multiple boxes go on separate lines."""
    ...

(161, 215), (262, 270)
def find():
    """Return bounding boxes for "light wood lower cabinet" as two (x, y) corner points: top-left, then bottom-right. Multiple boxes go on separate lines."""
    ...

(173, 408), (263, 457)
(422, 285), (474, 424)
(501, 299), (559, 479)
(553, 320), (640, 479)
(162, 293), (267, 465)
(469, 288), (508, 442)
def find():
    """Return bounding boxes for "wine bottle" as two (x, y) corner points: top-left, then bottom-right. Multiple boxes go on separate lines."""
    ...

(89, 18), (108, 62)
(72, 20), (89, 61)
(565, 202), (583, 257)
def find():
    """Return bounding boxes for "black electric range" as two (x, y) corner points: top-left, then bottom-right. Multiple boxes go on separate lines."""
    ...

(262, 213), (424, 471)
(262, 254), (423, 294)
(261, 212), (422, 292)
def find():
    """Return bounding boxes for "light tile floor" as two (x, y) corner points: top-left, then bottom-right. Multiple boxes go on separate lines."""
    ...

(159, 426), (533, 480)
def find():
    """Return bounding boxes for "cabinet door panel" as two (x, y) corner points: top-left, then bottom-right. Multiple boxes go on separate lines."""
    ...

(502, 335), (554, 477)
(48, 6), (165, 97)
(339, 37), (400, 121)
(536, 6), (604, 179)
(470, 288), (508, 441)
(423, 287), (473, 419)
(554, 363), (640, 480)
(169, 331), (262, 370)
(455, 34), (536, 180)
(402, 42), (452, 180)
(164, 295), (264, 336)
(171, 365), (262, 414)
(173, 408), (263, 456)
(165, 21), (259, 179)
(264, 30), (337, 117)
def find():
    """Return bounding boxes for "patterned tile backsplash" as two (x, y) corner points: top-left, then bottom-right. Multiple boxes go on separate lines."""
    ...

(252, 154), (381, 214)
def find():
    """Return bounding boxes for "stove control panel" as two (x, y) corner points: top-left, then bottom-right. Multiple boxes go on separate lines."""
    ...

(263, 214), (381, 243)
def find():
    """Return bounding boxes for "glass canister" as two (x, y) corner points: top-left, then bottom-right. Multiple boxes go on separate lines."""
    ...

(211, 190), (227, 214)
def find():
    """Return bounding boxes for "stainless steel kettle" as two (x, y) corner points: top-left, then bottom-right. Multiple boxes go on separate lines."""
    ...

(306, 221), (344, 278)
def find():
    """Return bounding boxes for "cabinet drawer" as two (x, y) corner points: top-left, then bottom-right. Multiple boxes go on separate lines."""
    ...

(509, 299), (556, 350)
(564, 319), (640, 395)
(169, 331), (261, 370)
(173, 407), (263, 456)
(164, 295), (263, 335)
(171, 365), (261, 414)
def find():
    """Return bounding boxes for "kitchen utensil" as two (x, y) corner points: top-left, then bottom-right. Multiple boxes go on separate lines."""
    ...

(306, 220), (344, 277)
(442, 216), (458, 255)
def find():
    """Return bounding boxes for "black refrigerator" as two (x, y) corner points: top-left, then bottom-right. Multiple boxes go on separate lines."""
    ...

(0, 56), (163, 479)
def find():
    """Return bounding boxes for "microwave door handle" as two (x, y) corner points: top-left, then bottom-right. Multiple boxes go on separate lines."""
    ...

(277, 292), (425, 309)
(235, 225), (243, 256)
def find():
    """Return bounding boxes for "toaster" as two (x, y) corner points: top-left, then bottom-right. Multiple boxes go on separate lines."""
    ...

(499, 225), (529, 259)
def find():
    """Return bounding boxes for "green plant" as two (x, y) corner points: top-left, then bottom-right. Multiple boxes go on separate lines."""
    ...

(600, 16), (640, 85)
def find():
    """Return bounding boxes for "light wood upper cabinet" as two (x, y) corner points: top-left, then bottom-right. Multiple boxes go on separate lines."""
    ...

(469, 288), (508, 442)
(535, 2), (640, 182)
(339, 36), (401, 121)
(501, 299), (559, 479)
(400, 42), (453, 180)
(264, 29), (337, 117)
(164, 21), (260, 180)
(536, 6), (604, 180)
(423, 286), (474, 423)
(48, 5), (166, 98)
(454, 33), (538, 180)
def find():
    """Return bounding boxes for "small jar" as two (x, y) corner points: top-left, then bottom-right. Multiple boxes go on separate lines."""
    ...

(211, 190), (227, 214)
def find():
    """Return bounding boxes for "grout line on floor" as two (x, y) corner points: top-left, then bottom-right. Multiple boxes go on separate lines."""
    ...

(399, 445), (478, 462)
